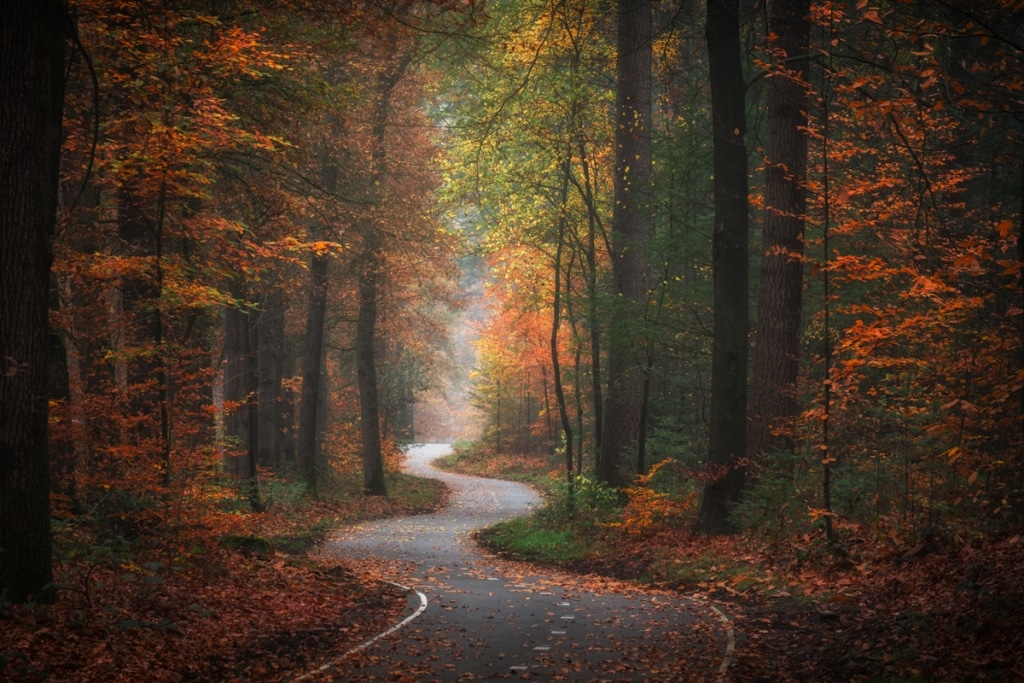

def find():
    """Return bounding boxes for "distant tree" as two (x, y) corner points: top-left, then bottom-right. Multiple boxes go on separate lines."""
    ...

(0, 0), (66, 603)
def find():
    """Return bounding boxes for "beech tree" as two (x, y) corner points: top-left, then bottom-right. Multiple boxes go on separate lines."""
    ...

(698, 0), (749, 534)
(747, 0), (811, 461)
(599, 0), (654, 487)
(0, 0), (66, 603)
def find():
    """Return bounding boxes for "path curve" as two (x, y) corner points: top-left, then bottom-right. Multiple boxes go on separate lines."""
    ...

(313, 444), (733, 682)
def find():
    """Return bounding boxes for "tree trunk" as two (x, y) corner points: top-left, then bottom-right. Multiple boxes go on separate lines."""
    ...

(355, 51), (414, 496)
(357, 229), (387, 495)
(297, 252), (328, 497)
(279, 338), (299, 466)
(747, 0), (811, 460)
(0, 0), (65, 604)
(600, 0), (653, 487)
(552, 161), (575, 484)
(569, 136), (603, 465)
(48, 275), (75, 500)
(698, 0), (750, 535)
(256, 288), (285, 467)
(223, 304), (252, 477)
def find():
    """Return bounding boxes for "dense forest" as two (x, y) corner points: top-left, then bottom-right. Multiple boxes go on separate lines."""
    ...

(2, 0), (1022, 680)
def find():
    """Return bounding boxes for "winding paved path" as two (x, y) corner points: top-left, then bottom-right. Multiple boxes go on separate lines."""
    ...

(314, 444), (733, 682)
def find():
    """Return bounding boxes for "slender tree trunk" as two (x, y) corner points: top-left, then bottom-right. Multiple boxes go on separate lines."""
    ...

(279, 344), (299, 466)
(698, 0), (750, 535)
(297, 252), (328, 497)
(551, 162), (575, 485)
(223, 296), (262, 507)
(357, 228), (387, 495)
(747, 0), (811, 460)
(540, 363), (554, 452)
(223, 304), (250, 477)
(355, 50), (414, 495)
(0, 0), (65, 603)
(49, 274), (75, 500)
(496, 379), (502, 453)
(244, 318), (261, 510)
(600, 0), (653, 487)
(256, 288), (284, 467)
(573, 139), (605, 460)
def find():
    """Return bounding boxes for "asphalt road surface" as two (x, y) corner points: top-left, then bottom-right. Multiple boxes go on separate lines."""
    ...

(313, 444), (734, 682)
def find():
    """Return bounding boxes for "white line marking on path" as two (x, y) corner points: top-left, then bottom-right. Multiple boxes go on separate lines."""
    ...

(291, 580), (428, 682)
(688, 595), (736, 682)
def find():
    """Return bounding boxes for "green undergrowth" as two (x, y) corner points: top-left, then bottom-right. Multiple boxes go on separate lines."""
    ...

(442, 442), (797, 596)
(479, 498), (791, 598)
(477, 516), (590, 563)
(219, 470), (448, 558)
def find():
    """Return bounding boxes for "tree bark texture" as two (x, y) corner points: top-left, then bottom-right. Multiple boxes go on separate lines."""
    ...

(748, 0), (811, 460)
(552, 162), (575, 482)
(256, 288), (285, 467)
(297, 253), (328, 496)
(0, 0), (66, 603)
(355, 51), (414, 496)
(600, 0), (653, 487)
(357, 230), (387, 495)
(699, 0), (750, 535)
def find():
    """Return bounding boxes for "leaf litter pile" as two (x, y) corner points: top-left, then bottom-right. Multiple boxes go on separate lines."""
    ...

(495, 525), (1024, 681)
(0, 486), (447, 682)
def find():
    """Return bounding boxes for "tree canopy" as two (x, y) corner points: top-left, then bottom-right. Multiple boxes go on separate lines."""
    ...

(2, 0), (1023, 679)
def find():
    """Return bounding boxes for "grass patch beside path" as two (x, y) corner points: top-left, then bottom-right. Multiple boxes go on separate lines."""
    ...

(463, 447), (1024, 682)
(477, 516), (591, 564)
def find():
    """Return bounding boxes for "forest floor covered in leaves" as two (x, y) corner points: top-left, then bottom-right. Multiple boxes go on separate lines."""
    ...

(443, 447), (1024, 682)
(540, 529), (1024, 682)
(0, 473), (448, 682)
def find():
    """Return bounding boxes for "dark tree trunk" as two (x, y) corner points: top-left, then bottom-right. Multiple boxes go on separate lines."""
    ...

(223, 305), (253, 477)
(48, 276), (75, 500)
(279, 340), (299, 466)
(568, 137), (603, 464)
(552, 161), (575, 485)
(356, 51), (414, 496)
(698, 0), (750, 535)
(222, 295), (262, 508)
(256, 288), (285, 468)
(0, 0), (66, 604)
(297, 252), (328, 497)
(600, 0), (653, 487)
(357, 229), (387, 495)
(747, 0), (811, 460)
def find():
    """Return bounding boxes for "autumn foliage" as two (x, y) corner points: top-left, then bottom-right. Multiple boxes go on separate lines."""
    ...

(456, 0), (1024, 541)
(452, 0), (1024, 676)
(4, 0), (465, 679)
(3, 0), (1024, 679)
